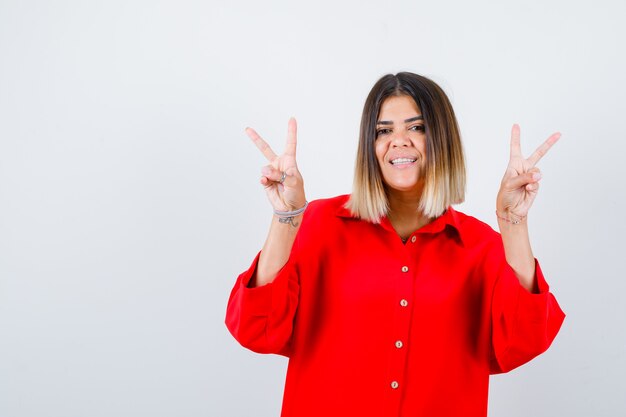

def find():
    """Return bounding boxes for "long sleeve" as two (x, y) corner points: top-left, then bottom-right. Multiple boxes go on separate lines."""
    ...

(225, 251), (300, 356)
(224, 199), (566, 417)
(489, 256), (565, 374)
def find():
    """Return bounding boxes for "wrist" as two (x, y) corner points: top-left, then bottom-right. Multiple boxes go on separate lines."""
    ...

(273, 201), (308, 228)
(274, 201), (308, 217)
(495, 209), (526, 225)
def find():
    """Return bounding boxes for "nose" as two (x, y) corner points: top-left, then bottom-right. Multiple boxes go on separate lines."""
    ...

(391, 131), (411, 147)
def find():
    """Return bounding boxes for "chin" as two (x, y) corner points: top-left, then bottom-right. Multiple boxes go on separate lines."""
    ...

(383, 177), (424, 195)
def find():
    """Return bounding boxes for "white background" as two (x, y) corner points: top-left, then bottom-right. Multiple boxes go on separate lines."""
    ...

(1, 0), (625, 416)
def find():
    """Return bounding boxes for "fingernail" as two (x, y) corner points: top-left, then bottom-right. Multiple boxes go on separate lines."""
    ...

(532, 173), (542, 181)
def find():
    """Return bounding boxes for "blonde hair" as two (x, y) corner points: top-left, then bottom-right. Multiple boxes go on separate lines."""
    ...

(346, 72), (466, 222)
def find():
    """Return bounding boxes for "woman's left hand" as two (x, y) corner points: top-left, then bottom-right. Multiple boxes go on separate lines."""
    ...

(496, 124), (561, 221)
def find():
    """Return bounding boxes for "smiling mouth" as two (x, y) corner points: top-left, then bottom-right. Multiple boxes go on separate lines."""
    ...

(390, 157), (417, 165)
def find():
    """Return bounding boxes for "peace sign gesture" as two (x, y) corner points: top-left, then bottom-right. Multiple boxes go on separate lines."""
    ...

(496, 124), (561, 221)
(246, 118), (306, 212)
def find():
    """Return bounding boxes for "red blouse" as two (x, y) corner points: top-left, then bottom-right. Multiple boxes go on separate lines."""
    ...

(226, 195), (565, 417)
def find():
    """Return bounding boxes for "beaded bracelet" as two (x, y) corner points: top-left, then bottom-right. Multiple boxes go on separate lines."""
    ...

(274, 201), (309, 218)
(495, 210), (525, 225)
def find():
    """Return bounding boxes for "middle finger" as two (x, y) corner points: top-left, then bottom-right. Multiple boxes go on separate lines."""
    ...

(527, 132), (561, 166)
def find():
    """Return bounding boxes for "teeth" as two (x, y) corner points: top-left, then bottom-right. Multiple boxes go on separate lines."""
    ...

(391, 158), (416, 165)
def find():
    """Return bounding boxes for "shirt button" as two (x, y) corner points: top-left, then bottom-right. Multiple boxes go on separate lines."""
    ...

(401, 266), (409, 273)
(395, 340), (403, 348)
(400, 299), (408, 307)
(391, 381), (399, 389)
(410, 236), (416, 243)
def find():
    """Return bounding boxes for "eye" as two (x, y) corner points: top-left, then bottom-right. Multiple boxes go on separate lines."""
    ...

(376, 128), (392, 136)
(409, 125), (425, 132)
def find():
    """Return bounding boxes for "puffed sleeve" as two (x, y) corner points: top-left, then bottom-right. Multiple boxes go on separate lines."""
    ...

(225, 251), (300, 356)
(489, 252), (566, 374)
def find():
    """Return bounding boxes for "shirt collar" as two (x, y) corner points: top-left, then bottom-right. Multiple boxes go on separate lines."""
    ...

(336, 201), (465, 245)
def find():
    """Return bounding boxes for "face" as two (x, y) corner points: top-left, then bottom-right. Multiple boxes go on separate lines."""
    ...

(375, 95), (427, 195)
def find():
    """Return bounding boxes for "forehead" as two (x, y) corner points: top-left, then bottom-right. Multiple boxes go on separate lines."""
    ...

(378, 95), (421, 121)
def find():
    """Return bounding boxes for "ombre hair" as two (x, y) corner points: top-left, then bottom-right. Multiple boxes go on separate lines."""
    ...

(345, 72), (466, 222)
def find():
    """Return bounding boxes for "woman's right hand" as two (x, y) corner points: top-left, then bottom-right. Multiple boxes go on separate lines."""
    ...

(246, 117), (306, 212)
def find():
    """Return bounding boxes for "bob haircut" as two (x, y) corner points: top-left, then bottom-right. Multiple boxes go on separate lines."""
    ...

(345, 72), (466, 222)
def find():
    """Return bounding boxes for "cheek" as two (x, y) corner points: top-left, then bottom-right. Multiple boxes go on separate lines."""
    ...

(412, 137), (428, 161)
(374, 140), (387, 163)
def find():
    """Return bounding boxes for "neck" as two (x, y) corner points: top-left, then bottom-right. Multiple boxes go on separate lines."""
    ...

(386, 189), (431, 240)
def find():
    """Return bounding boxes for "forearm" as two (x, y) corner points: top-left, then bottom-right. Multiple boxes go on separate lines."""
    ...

(498, 218), (537, 293)
(252, 213), (303, 287)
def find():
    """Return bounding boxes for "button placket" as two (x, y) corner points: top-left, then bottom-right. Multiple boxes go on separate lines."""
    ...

(387, 258), (413, 404)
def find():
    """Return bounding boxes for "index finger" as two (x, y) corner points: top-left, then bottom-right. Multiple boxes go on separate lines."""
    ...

(284, 117), (297, 157)
(527, 132), (561, 166)
(245, 127), (277, 162)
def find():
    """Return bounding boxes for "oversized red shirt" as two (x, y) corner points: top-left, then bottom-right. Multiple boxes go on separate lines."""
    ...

(226, 195), (565, 417)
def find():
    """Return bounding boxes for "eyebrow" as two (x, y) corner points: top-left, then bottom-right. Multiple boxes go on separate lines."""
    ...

(376, 115), (424, 125)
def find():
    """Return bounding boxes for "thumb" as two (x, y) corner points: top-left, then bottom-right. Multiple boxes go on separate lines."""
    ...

(282, 166), (301, 188)
(504, 170), (542, 190)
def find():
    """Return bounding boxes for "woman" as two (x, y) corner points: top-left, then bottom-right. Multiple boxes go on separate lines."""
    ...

(226, 72), (565, 417)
